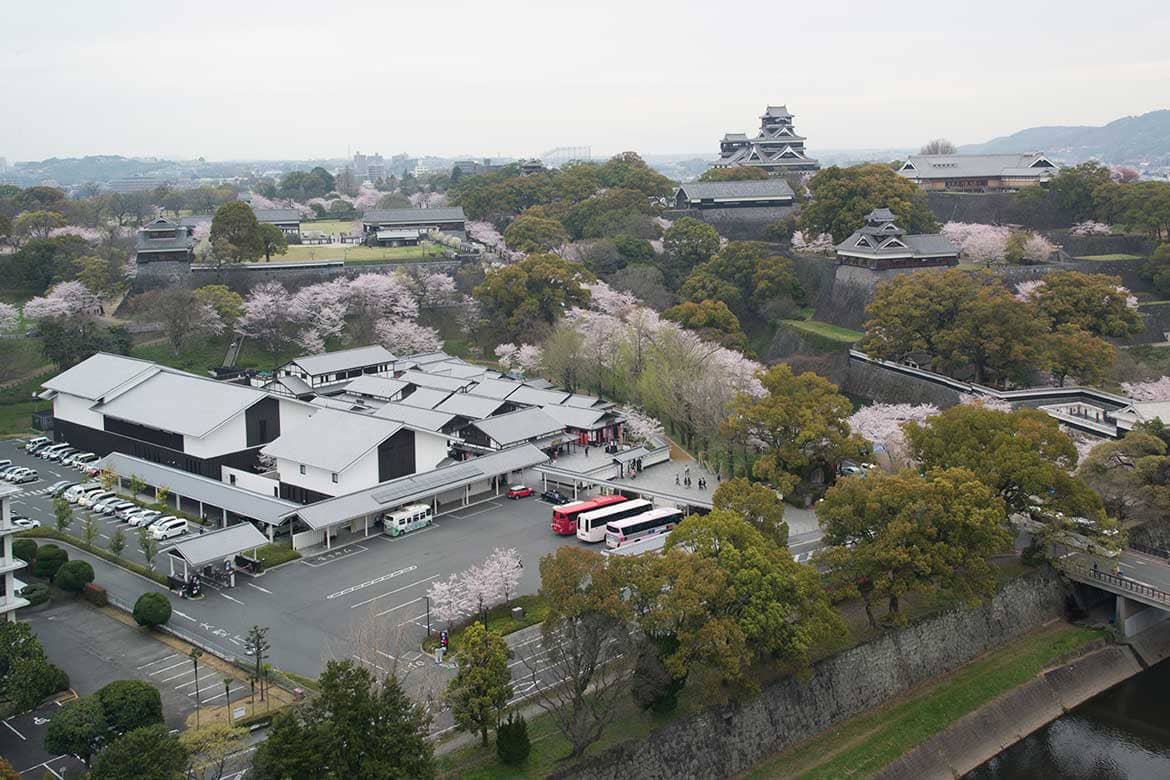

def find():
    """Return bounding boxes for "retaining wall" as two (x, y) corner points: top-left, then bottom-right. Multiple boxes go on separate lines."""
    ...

(841, 352), (965, 407)
(133, 257), (467, 294)
(550, 569), (1067, 780)
(663, 206), (796, 241)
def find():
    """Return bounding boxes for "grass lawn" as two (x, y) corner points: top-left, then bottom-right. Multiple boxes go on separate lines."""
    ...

(131, 335), (300, 375)
(742, 622), (1104, 780)
(1, 338), (50, 383)
(266, 244), (446, 265)
(424, 594), (548, 654)
(1073, 253), (1143, 261)
(255, 542), (301, 568)
(782, 319), (863, 343)
(300, 219), (358, 236)
(0, 373), (53, 437)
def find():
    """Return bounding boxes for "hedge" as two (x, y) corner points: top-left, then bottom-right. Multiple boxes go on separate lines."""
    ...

(13, 538), (37, 564)
(31, 545), (68, 578)
(54, 560), (95, 594)
(17, 528), (168, 586)
(21, 582), (50, 607)
(255, 543), (301, 568)
(133, 592), (172, 627)
(83, 583), (108, 607)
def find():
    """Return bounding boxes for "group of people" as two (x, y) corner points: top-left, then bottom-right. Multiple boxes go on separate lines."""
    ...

(674, 466), (708, 491)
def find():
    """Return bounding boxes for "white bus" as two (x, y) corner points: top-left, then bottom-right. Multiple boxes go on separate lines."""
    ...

(605, 507), (684, 549)
(383, 503), (433, 537)
(576, 498), (652, 543)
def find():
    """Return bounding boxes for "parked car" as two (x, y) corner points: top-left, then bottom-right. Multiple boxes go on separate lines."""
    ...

(540, 489), (570, 504)
(48, 480), (77, 496)
(3, 467), (31, 482)
(48, 448), (80, 463)
(92, 497), (126, 514)
(150, 518), (188, 540)
(27, 441), (56, 456)
(71, 453), (98, 468)
(38, 444), (71, 460)
(12, 469), (39, 484)
(79, 490), (116, 509)
(65, 483), (102, 503)
(62, 452), (93, 467)
(24, 437), (50, 452)
(0, 459), (10, 470)
(117, 505), (149, 522)
(99, 499), (135, 516)
(507, 484), (534, 499)
(0, 466), (23, 481)
(128, 510), (163, 527)
(11, 515), (40, 530)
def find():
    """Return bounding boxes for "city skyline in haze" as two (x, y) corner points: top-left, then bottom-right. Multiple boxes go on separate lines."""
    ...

(3, 0), (1168, 162)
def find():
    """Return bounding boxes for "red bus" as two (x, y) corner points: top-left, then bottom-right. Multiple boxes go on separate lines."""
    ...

(550, 495), (627, 535)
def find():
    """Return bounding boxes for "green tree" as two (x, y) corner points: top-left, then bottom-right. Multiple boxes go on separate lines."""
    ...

(0, 757), (18, 780)
(250, 660), (434, 780)
(44, 696), (107, 763)
(502, 213), (570, 253)
(31, 543), (68, 578)
(53, 560), (94, 594)
(597, 151), (673, 197)
(96, 680), (164, 735)
(209, 201), (262, 263)
(193, 285), (245, 331)
(1047, 161), (1114, 223)
(244, 626), (270, 701)
(662, 299), (750, 352)
(75, 255), (114, 294)
(135, 287), (225, 353)
(180, 723), (247, 780)
(138, 526), (159, 569)
(712, 477), (788, 546)
(1145, 244), (1170, 296)
(446, 622), (512, 746)
(698, 166), (769, 182)
(1078, 430), (1170, 524)
(496, 711), (531, 765)
(53, 496), (73, 534)
(1042, 325), (1115, 387)
(12, 210), (67, 242)
(108, 527), (126, 559)
(133, 592), (172, 627)
(725, 364), (863, 494)
(81, 511), (100, 547)
(800, 163), (936, 243)
(13, 538), (36, 564)
(905, 404), (1104, 524)
(257, 223), (289, 262)
(89, 724), (187, 780)
(473, 253), (593, 340)
(1031, 271), (1143, 338)
(662, 217), (720, 277)
(0, 622), (68, 712)
(818, 468), (1011, 623)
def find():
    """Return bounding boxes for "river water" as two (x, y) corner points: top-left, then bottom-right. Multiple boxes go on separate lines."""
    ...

(966, 660), (1170, 779)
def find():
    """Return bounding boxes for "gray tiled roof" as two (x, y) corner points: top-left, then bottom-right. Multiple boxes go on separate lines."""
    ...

(252, 209), (301, 224)
(763, 105), (793, 118)
(399, 386), (454, 409)
(42, 353), (159, 401)
(900, 153), (1056, 180)
(865, 208), (896, 222)
(94, 370), (269, 438)
(262, 408), (402, 473)
(361, 207), (466, 226)
(469, 408), (563, 447)
(904, 234), (961, 255)
(343, 375), (409, 400)
(404, 351), (454, 366)
(96, 452), (297, 526)
(400, 370), (474, 393)
(836, 229), (959, 258)
(287, 445), (548, 529)
(539, 403), (622, 430)
(433, 393), (507, 420)
(507, 386), (571, 407)
(371, 403), (457, 432)
(467, 378), (522, 400)
(165, 522), (270, 567)
(676, 179), (795, 201)
(287, 345), (397, 377)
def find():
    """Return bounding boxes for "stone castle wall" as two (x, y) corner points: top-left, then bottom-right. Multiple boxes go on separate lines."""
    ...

(664, 205), (796, 241)
(133, 258), (466, 295)
(841, 353), (965, 407)
(550, 569), (1067, 780)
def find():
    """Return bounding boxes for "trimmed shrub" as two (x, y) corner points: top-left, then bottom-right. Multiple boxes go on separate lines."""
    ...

(496, 711), (531, 765)
(82, 582), (108, 607)
(132, 592), (172, 627)
(96, 680), (164, 735)
(21, 582), (50, 607)
(54, 560), (95, 594)
(12, 538), (37, 564)
(31, 544), (68, 579)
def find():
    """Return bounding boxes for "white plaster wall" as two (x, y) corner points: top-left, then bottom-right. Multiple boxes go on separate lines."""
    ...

(221, 466), (281, 498)
(53, 393), (103, 429)
(414, 431), (449, 472)
(185, 413), (247, 458)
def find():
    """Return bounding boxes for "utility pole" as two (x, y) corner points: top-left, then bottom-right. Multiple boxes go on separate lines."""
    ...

(190, 649), (203, 727)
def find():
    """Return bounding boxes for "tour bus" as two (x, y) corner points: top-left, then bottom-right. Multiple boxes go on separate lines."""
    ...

(576, 499), (652, 543)
(550, 494), (627, 535)
(383, 503), (433, 537)
(605, 507), (685, 549)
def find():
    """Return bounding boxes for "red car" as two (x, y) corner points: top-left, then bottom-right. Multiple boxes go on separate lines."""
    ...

(507, 484), (534, 499)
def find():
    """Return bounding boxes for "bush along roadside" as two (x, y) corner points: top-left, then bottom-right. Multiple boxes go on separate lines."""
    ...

(422, 594), (549, 654)
(17, 527), (169, 586)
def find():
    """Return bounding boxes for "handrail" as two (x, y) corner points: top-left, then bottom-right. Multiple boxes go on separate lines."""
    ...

(1058, 559), (1170, 606)
(1130, 543), (1170, 561)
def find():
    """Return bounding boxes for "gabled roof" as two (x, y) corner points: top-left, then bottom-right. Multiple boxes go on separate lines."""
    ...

(676, 179), (795, 202)
(165, 523), (270, 567)
(836, 228), (959, 259)
(468, 408), (564, 447)
(429, 361), (494, 380)
(399, 370), (475, 393)
(42, 353), (159, 402)
(899, 153), (1057, 180)
(361, 207), (466, 226)
(467, 377), (522, 400)
(263, 375), (314, 397)
(399, 386), (453, 409)
(404, 351), (454, 366)
(261, 408), (403, 473)
(94, 370), (269, 438)
(287, 345), (397, 377)
(343, 375), (409, 400)
(763, 105), (793, 118)
(539, 403), (621, 430)
(507, 385), (572, 407)
(433, 393), (507, 420)
(564, 393), (603, 408)
(371, 403), (457, 432)
(865, 207), (896, 222)
(252, 208), (301, 224)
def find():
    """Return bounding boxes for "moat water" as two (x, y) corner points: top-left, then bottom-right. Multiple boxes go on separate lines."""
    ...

(965, 659), (1170, 779)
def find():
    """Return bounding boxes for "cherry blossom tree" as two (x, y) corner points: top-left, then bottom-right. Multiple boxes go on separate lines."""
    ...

(24, 281), (103, 320)
(1024, 233), (1056, 262)
(236, 281), (298, 366)
(374, 319), (443, 355)
(0, 302), (18, 332)
(480, 548), (523, 605)
(1122, 378), (1170, 402)
(848, 403), (940, 448)
(1071, 221), (1112, 236)
(427, 575), (467, 627)
(415, 272), (456, 308)
(1014, 279), (1045, 302)
(494, 343), (542, 373)
(583, 281), (640, 317)
(941, 222), (1010, 266)
(346, 273), (418, 343)
(620, 406), (664, 445)
(959, 393), (1014, 412)
(47, 225), (103, 242)
(791, 230), (834, 254)
(456, 295), (485, 337)
(288, 279), (350, 352)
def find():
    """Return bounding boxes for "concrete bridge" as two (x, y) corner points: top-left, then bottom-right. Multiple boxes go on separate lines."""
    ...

(1057, 548), (1170, 637)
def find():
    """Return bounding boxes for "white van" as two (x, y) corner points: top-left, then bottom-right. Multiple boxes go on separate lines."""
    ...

(150, 517), (188, 540)
(383, 503), (433, 538)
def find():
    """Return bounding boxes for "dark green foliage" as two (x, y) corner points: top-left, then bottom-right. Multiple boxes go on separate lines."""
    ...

(45, 696), (107, 763)
(39, 318), (130, 369)
(96, 679), (164, 735)
(0, 621), (69, 712)
(800, 163), (936, 243)
(83, 582), (108, 607)
(1022, 538), (1047, 567)
(277, 167), (335, 201)
(0, 235), (90, 292)
(12, 538), (36, 563)
(31, 544), (68, 578)
(89, 724), (187, 780)
(53, 559), (95, 594)
(631, 638), (686, 713)
(496, 711), (531, 765)
(613, 234), (654, 262)
(132, 592), (172, 627)
(20, 582), (50, 607)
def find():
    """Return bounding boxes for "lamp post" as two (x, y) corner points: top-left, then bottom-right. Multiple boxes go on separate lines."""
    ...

(190, 649), (203, 727)
(425, 595), (431, 637)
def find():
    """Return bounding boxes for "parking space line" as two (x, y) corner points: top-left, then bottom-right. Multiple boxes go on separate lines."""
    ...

(42, 762), (65, 780)
(326, 566), (418, 600)
(136, 654), (178, 670)
(2, 719), (26, 740)
(220, 593), (245, 606)
(375, 596), (425, 618)
(148, 660), (188, 676)
(159, 669), (195, 683)
(396, 612), (429, 627)
(200, 691), (229, 704)
(246, 583), (272, 594)
(350, 576), (438, 609)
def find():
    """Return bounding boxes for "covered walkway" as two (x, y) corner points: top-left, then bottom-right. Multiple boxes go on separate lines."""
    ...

(164, 522), (269, 588)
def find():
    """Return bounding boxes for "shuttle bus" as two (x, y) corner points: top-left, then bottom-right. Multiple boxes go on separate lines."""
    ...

(550, 494), (627, 535)
(576, 499), (652, 543)
(604, 507), (684, 549)
(383, 503), (433, 537)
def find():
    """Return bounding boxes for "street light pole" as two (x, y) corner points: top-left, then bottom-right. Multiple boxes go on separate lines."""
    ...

(425, 595), (431, 637)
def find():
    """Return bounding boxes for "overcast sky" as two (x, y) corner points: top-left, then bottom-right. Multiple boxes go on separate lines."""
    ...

(3, 0), (1168, 162)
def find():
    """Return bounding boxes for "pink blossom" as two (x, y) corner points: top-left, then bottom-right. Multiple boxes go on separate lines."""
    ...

(791, 230), (834, 253)
(1122, 378), (1170, 402)
(346, 273), (418, 334)
(415, 272), (456, 307)
(479, 548), (523, 604)
(1024, 233), (1056, 262)
(941, 222), (1009, 266)
(1071, 221), (1112, 236)
(620, 406), (664, 445)
(191, 221), (211, 242)
(24, 281), (102, 320)
(1014, 279), (1045, 302)
(374, 318), (443, 355)
(585, 281), (640, 316)
(457, 296), (484, 336)
(48, 225), (103, 242)
(959, 393), (1014, 413)
(237, 281), (297, 354)
(0, 303), (18, 332)
(848, 403), (939, 451)
(426, 575), (467, 627)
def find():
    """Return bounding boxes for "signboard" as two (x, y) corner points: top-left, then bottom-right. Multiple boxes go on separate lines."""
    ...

(232, 707), (246, 720)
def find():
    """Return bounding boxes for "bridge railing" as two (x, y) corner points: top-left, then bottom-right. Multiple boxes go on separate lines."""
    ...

(1058, 559), (1170, 606)
(1130, 543), (1170, 561)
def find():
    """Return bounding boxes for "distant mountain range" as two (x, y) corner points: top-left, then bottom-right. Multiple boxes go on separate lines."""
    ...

(959, 110), (1170, 166)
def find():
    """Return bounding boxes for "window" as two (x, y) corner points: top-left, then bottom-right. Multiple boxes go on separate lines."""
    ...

(229, 474), (237, 486)
(332, 473), (338, 483)
(299, 464), (306, 475)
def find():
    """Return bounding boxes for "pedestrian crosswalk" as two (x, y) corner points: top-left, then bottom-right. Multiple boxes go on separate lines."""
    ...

(9, 485), (55, 500)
